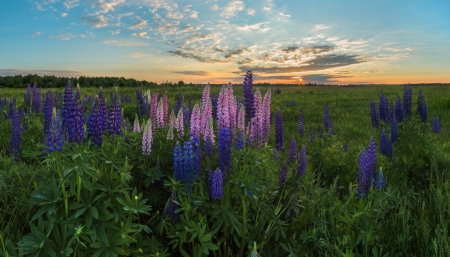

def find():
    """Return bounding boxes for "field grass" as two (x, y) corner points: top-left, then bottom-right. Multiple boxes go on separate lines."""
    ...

(1, 83), (449, 256)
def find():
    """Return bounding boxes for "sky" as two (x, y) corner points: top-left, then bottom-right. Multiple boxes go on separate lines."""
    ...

(1, 0), (450, 84)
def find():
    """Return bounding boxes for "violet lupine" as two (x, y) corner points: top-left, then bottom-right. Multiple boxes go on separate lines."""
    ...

(192, 136), (201, 177)
(168, 110), (175, 129)
(47, 107), (63, 153)
(183, 139), (195, 192)
(357, 148), (370, 198)
(380, 129), (387, 156)
(343, 143), (348, 152)
(418, 90), (427, 122)
(43, 90), (54, 135)
(391, 116), (398, 142)
(370, 99), (379, 128)
(432, 116), (440, 134)
(150, 92), (158, 125)
(249, 89), (264, 146)
(204, 118), (215, 156)
(218, 128), (232, 177)
(227, 83), (237, 135)
(297, 145), (307, 177)
(324, 102), (330, 133)
(318, 127), (323, 139)
(62, 81), (75, 141)
(298, 108), (305, 136)
(375, 169), (386, 190)
(237, 104), (245, 134)
(201, 85), (211, 133)
(142, 120), (153, 156)
(210, 168), (224, 201)
(25, 85), (32, 111)
(261, 88), (272, 144)
(279, 161), (287, 185)
(395, 95), (404, 122)
(217, 85), (230, 132)
(388, 101), (394, 123)
(156, 99), (165, 129)
(309, 127), (315, 143)
(275, 110), (284, 150)
(87, 96), (103, 147)
(288, 136), (297, 164)
(173, 141), (183, 180)
(32, 82), (41, 113)
(367, 137), (377, 184)
(235, 129), (244, 150)
(10, 107), (21, 163)
(243, 70), (255, 123)
(8, 98), (16, 119)
(174, 108), (184, 139)
(174, 92), (183, 117)
(108, 90), (122, 135)
(72, 86), (84, 143)
(98, 87), (107, 134)
(163, 92), (169, 125)
(133, 114), (141, 132)
(190, 104), (201, 139)
(168, 191), (180, 221)
(386, 135), (393, 158)
(403, 85), (412, 119)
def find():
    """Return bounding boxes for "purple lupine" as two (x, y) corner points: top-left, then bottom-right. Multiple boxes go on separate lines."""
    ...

(87, 96), (103, 146)
(391, 116), (398, 142)
(279, 161), (287, 185)
(243, 70), (255, 123)
(10, 107), (21, 163)
(173, 141), (183, 180)
(190, 104), (201, 138)
(235, 129), (244, 150)
(47, 107), (63, 153)
(370, 99), (379, 128)
(386, 135), (393, 158)
(227, 83), (237, 135)
(98, 88), (107, 134)
(191, 135), (201, 178)
(403, 85), (412, 119)
(379, 91), (389, 122)
(262, 88), (272, 144)
(318, 127), (323, 139)
(297, 145), (307, 177)
(108, 90), (122, 135)
(211, 94), (219, 121)
(417, 90), (427, 122)
(174, 108), (184, 138)
(218, 128), (232, 177)
(168, 191), (180, 221)
(32, 82), (41, 113)
(324, 102), (330, 133)
(142, 120), (153, 156)
(183, 139), (195, 192)
(395, 95), (404, 122)
(150, 92), (158, 125)
(217, 85), (230, 132)
(343, 143), (348, 152)
(210, 168), (223, 201)
(133, 114), (141, 132)
(309, 127), (315, 143)
(8, 98), (16, 119)
(25, 85), (32, 111)
(156, 99), (165, 129)
(432, 116), (440, 134)
(357, 148), (370, 198)
(167, 122), (174, 141)
(62, 81), (75, 141)
(72, 86), (84, 143)
(43, 90), (54, 135)
(275, 110), (284, 150)
(174, 92), (183, 117)
(380, 129), (387, 156)
(163, 92), (169, 125)
(375, 170), (386, 190)
(201, 85), (212, 134)
(367, 137), (377, 184)
(288, 136), (297, 164)
(237, 104), (245, 134)
(298, 108), (305, 136)
(249, 89), (264, 146)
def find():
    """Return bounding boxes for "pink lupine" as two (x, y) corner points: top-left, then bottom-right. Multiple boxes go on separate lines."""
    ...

(201, 98), (213, 136)
(156, 99), (165, 128)
(226, 83), (237, 135)
(163, 92), (169, 125)
(174, 108), (184, 138)
(167, 121), (174, 140)
(237, 104), (245, 133)
(262, 88), (271, 143)
(133, 114), (141, 132)
(190, 104), (201, 138)
(201, 84), (211, 107)
(169, 110), (175, 128)
(217, 85), (230, 131)
(204, 117), (215, 145)
(150, 92), (158, 125)
(253, 88), (262, 113)
(142, 120), (153, 156)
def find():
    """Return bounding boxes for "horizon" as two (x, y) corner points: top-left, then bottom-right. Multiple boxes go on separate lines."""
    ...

(1, 0), (450, 84)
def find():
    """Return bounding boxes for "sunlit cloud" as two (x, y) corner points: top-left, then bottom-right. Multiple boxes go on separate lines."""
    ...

(103, 39), (149, 47)
(129, 20), (148, 29)
(63, 0), (79, 9)
(237, 22), (270, 32)
(314, 24), (330, 31)
(132, 31), (150, 39)
(128, 52), (150, 58)
(172, 70), (210, 76)
(32, 32), (42, 38)
(83, 15), (108, 28)
(220, 0), (245, 18)
(61, 12), (68, 17)
(47, 33), (76, 41)
(109, 30), (121, 35)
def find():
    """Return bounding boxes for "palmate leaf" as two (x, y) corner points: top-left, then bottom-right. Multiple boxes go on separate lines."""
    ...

(29, 181), (63, 221)
(116, 187), (152, 215)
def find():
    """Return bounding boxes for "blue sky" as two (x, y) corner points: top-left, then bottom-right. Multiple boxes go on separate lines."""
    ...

(1, 0), (449, 84)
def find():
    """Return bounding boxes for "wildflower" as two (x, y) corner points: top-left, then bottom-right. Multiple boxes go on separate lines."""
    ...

(375, 169), (386, 189)
(386, 135), (393, 158)
(108, 90), (122, 135)
(403, 85), (412, 119)
(210, 168), (224, 201)
(288, 136), (297, 163)
(87, 96), (103, 146)
(142, 120), (153, 156)
(324, 102), (330, 133)
(275, 110), (284, 150)
(297, 145), (307, 177)
(190, 104), (201, 138)
(173, 141), (183, 180)
(298, 108), (305, 136)
(357, 148), (370, 198)
(343, 143), (348, 152)
(183, 139), (195, 192)
(219, 128), (232, 177)
(243, 70), (255, 123)
(133, 114), (141, 132)
(279, 161), (287, 185)
(235, 129), (244, 150)
(10, 107), (21, 163)
(432, 116), (440, 134)
(395, 95), (404, 122)
(62, 80), (75, 141)
(366, 136), (377, 183)
(370, 99), (379, 128)
(380, 129), (387, 156)
(309, 127), (315, 143)
(43, 90), (54, 135)
(72, 85), (84, 143)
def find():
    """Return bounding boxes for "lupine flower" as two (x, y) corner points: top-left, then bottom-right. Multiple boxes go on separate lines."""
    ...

(156, 99), (165, 128)
(32, 82), (41, 113)
(174, 92), (183, 120)
(150, 92), (158, 125)
(243, 70), (255, 123)
(108, 90), (122, 135)
(205, 136), (213, 157)
(357, 148), (370, 198)
(43, 90), (54, 135)
(167, 122), (174, 140)
(379, 91), (389, 122)
(309, 127), (315, 143)
(142, 120), (153, 156)
(192, 135), (201, 178)
(173, 141), (183, 180)
(432, 116), (440, 134)
(87, 96), (103, 146)
(395, 95), (404, 122)
(62, 81), (75, 141)
(403, 85), (412, 119)
(418, 90), (427, 122)
(298, 108), (305, 136)
(227, 83), (237, 135)
(25, 85), (32, 111)
(261, 89), (272, 144)
(375, 169), (386, 189)
(98, 88), (107, 134)
(237, 104), (245, 134)
(324, 102), (330, 133)
(190, 104), (201, 138)
(343, 143), (348, 152)
(275, 110), (284, 150)
(367, 137), (377, 184)
(133, 114), (141, 132)
(209, 168), (223, 201)
(380, 129), (387, 156)
(163, 92), (169, 125)
(217, 85), (230, 132)
(318, 127), (323, 139)
(47, 107), (63, 153)
(391, 116), (398, 142)
(168, 191), (180, 221)
(273, 149), (279, 161)
(211, 94), (219, 121)
(385, 135), (393, 158)
(218, 128), (232, 177)
(288, 136), (297, 163)
(370, 99), (379, 128)
(72, 86), (84, 143)
(10, 107), (21, 163)
(183, 139), (195, 192)
(235, 129), (244, 150)
(201, 85), (213, 134)
(249, 89), (264, 147)
(298, 145), (307, 177)
(174, 108), (184, 138)
(279, 161), (287, 185)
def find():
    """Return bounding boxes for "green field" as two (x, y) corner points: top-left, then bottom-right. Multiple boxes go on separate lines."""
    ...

(1, 83), (450, 256)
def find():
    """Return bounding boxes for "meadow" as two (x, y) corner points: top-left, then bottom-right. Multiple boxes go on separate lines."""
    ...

(0, 73), (450, 257)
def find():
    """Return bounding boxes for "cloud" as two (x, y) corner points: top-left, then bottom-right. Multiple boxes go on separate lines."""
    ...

(302, 74), (352, 83)
(128, 52), (150, 58)
(32, 32), (42, 38)
(166, 11), (184, 19)
(247, 9), (255, 15)
(132, 31), (150, 39)
(190, 11), (198, 18)
(237, 58), (253, 65)
(64, 0), (79, 9)
(168, 50), (227, 63)
(0, 69), (84, 77)
(314, 24), (330, 31)
(221, 0), (245, 18)
(93, 0), (125, 14)
(240, 54), (369, 73)
(129, 20), (148, 29)
(277, 12), (291, 21)
(116, 12), (133, 26)
(224, 48), (247, 59)
(47, 33), (75, 41)
(172, 70), (210, 76)
(281, 45), (335, 54)
(61, 12), (68, 17)
(237, 22), (270, 32)
(212, 4), (218, 10)
(35, 3), (45, 11)
(109, 30), (121, 34)
(83, 15), (108, 28)
(103, 40), (149, 46)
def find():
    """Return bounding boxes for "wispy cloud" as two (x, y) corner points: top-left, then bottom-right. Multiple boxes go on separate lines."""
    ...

(35, 2), (45, 11)
(47, 33), (76, 41)
(32, 32), (42, 38)
(237, 22), (270, 32)
(190, 11), (198, 18)
(314, 24), (330, 31)
(172, 70), (210, 76)
(128, 52), (150, 58)
(166, 11), (184, 19)
(93, 0), (125, 14)
(83, 15), (108, 28)
(63, 0), (79, 9)
(129, 20), (148, 29)
(0, 69), (84, 77)
(109, 30), (121, 35)
(103, 40), (148, 47)
(61, 12), (68, 17)
(220, 0), (245, 18)
(132, 31), (150, 39)
(247, 9), (255, 15)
